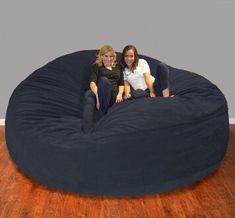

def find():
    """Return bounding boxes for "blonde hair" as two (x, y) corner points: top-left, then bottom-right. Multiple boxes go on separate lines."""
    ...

(95, 45), (117, 67)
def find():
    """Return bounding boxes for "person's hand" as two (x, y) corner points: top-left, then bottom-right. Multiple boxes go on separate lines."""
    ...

(96, 101), (100, 110)
(150, 92), (156, 97)
(124, 93), (131, 99)
(116, 94), (123, 103)
(96, 95), (100, 109)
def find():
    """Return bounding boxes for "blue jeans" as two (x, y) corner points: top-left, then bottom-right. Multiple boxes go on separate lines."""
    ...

(97, 77), (116, 115)
(82, 77), (116, 133)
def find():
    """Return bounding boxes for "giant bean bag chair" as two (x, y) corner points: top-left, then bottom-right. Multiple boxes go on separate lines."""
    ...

(5, 50), (229, 196)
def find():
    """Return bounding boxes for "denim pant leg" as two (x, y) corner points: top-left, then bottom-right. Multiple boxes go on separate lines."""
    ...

(82, 90), (96, 133)
(97, 77), (113, 115)
(131, 89), (149, 99)
(153, 62), (170, 96)
(109, 89), (117, 107)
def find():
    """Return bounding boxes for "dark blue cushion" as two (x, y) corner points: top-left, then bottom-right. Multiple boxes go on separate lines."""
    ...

(5, 50), (229, 196)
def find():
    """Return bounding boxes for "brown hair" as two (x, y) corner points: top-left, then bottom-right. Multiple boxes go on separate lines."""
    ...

(121, 45), (139, 71)
(95, 45), (117, 67)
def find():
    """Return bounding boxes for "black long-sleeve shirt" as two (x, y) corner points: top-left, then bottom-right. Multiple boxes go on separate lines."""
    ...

(89, 64), (124, 91)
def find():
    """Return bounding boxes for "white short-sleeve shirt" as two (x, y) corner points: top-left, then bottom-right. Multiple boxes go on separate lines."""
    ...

(123, 59), (155, 90)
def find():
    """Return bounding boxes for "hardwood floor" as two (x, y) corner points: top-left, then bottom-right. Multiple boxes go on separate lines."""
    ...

(0, 125), (235, 218)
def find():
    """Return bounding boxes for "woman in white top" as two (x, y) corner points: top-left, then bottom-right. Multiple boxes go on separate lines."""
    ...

(121, 45), (171, 99)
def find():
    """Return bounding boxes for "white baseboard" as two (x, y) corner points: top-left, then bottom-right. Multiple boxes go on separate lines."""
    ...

(230, 118), (235, 124)
(0, 118), (235, 126)
(0, 119), (5, 126)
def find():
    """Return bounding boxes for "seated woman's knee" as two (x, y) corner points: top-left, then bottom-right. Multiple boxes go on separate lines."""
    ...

(84, 90), (96, 105)
(158, 62), (168, 71)
(98, 77), (111, 87)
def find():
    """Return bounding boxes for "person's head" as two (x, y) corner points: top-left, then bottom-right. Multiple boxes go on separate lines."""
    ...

(96, 45), (117, 68)
(121, 45), (139, 71)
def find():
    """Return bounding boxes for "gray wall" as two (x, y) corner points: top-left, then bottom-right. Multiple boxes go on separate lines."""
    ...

(1, 0), (235, 118)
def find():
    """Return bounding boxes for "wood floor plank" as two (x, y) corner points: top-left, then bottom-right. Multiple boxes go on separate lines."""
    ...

(0, 125), (235, 217)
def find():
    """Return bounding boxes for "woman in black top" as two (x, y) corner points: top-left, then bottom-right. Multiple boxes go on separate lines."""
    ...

(82, 45), (124, 132)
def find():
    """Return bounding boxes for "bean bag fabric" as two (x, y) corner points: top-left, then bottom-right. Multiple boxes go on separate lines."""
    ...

(5, 50), (229, 196)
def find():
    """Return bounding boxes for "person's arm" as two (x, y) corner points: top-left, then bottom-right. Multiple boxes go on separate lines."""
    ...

(116, 85), (124, 103)
(139, 59), (155, 97)
(116, 66), (125, 102)
(144, 73), (155, 97)
(90, 81), (97, 95)
(124, 80), (131, 99)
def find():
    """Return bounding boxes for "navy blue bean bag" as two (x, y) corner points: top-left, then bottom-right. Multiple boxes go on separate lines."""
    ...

(5, 50), (229, 196)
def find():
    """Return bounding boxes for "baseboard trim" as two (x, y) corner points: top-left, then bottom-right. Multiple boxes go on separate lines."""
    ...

(0, 119), (5, 126)
(229, 118), (235, 124)
(0, 118), (235, 126)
